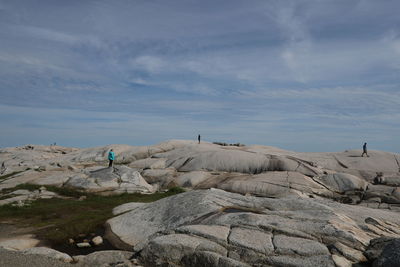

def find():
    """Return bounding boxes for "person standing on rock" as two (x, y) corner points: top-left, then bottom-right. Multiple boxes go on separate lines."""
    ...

(108, 149), (115, 167)
(361, 143), (369, 157)
(198, 134), (201, 144)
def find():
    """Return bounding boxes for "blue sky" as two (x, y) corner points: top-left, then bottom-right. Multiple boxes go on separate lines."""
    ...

(0, 0), (399, 152)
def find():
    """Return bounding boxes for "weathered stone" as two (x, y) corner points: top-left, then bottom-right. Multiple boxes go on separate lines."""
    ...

(157, 145), (319, 176)
(92, 236), (103, 246)
(331, 254), (352, 267)
(273, 234), (329, 256)
(67, 165), (77, 171)
(112, 202), (146, 216)
(175, 171), (212, 187)
(265, 254), (335, 267)
(183, 251), (251, 267)
(2, 141), (400, 266)
(141, 168), (176, 185)
(330, 242), (367, 262)
(140, 234), (227, 266)
(76, 242), (91, 248)
(0, 235), (40, 250)
(73, 250), (134, 266)
(365, 236), (396, 261)
(315, 173), (369, 193)
(65, 175), (100, 191)
(22, 247), (73, 263)
(106, 189), (400, 266)
(365, 185), (400, 204)
(229, 227), (274, 254)
(373, 239), (400, 267)
(129, 158), (166, 169)
(176, 225), (230, 245)
(216, 171), (331, 198)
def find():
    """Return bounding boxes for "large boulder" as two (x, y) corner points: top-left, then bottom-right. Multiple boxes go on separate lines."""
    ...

(64, 165), (154, 194)
(106, 189), (400, 266)
(155, 144), (320, 176)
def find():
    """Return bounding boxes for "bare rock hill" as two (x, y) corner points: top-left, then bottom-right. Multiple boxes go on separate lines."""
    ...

(1, 140), (400, 266)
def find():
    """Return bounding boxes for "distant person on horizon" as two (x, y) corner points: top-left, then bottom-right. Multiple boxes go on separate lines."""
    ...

(198, 134), (201, 144)
(361, 143), (369, 157)
(108, 149), (115, 167)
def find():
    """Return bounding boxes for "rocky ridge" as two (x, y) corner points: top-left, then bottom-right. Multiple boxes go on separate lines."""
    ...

(1, 140), (399, 266)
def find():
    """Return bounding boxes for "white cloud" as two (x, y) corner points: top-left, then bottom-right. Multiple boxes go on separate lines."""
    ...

(10, 25), (102, 47)
(131, 56), (167, 73)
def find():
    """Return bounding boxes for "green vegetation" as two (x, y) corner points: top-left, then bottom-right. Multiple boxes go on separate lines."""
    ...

(0, 184), (185, 245)
(0, 194), (16, 200)
(17, 184), (88, 198)
(0, 170), (24, 181)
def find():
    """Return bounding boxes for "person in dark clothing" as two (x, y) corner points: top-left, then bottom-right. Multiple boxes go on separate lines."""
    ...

(108, 149), (115, 167)
(361, 143), (369, 157)
(198, 134), (201, 144)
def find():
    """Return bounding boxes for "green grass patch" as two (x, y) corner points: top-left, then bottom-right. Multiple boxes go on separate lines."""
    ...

(0, 185), (185, 245)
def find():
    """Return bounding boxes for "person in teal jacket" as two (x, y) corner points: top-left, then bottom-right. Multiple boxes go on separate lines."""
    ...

(108, 149), (115, 167)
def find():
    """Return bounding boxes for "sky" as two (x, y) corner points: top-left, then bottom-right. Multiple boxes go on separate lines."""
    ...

(0, 0), (399, 152)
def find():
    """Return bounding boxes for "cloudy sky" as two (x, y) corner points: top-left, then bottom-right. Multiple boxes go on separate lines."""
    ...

(0, 0), (399, 152)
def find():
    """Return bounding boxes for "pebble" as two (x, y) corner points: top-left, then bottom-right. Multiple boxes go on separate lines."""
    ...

(92, 236), (103, 246)
(76, 242), (91, 248)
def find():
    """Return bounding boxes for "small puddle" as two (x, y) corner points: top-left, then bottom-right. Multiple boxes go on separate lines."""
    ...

(46, 227), (120, 256)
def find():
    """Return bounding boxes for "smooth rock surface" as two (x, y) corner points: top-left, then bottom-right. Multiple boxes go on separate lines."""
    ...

(1, 140), (400, 266)
(22, 247), (73, 263)
(0, 235), (40, 250)
(73, 250), (135, 266)
(106, 189), (400, 266)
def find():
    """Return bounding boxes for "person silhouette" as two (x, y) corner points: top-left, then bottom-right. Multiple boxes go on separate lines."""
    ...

(361, 143), (369, 157)
(198, 134), (201, 144)
(108, 149), (115, 167)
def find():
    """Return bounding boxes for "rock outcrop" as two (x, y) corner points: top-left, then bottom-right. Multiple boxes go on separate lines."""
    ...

(1, 141), (399, 208)
(1, 140), (400, 266)
(106, 188), (400, 266)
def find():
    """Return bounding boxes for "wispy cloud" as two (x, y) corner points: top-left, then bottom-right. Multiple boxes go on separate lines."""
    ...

(0, 0), (399, 152)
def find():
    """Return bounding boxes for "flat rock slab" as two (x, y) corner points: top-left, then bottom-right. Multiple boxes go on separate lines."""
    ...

(0, 235), (40, 250)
